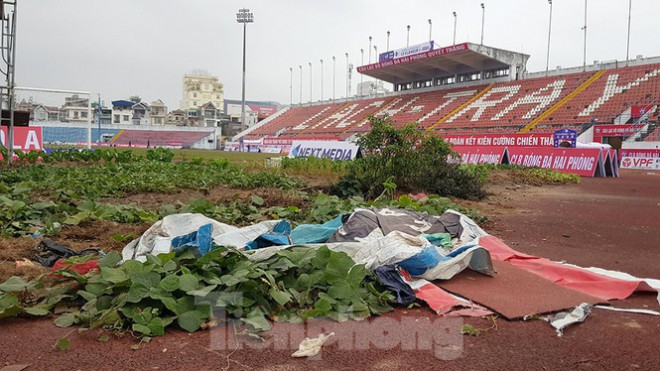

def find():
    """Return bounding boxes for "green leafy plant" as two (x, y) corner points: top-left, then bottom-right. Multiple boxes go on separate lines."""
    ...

(0, 246), (394, 336)
(339, 115), (486, 200)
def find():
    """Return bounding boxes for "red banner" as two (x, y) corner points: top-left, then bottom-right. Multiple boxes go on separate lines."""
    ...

(505, 147), (603, 177)
(450, 146), (507, 165)
(619, 149), (660, 158)
(443, 133), (554, 147)
(593, 125), (639, 142)
(0, 127), (43, 151)
(357, 43), (469, 73)
(630, 106), (652, 118)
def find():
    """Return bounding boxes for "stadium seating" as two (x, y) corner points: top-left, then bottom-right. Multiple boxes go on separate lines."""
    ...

(42, 127), (120, 144)
(110, 130), (212, 148)
(240, 62), (660, 140)
(245, 102), (345, 139)
(535, 63), (660, 128)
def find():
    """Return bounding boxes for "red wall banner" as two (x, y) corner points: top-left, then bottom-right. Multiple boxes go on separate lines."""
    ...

(450, 146), (507, 164)
(504, 147), (603, 177)
(443, 133), (554, 147)
(592, 125), (639, 142)
(0, 127), (43, 151)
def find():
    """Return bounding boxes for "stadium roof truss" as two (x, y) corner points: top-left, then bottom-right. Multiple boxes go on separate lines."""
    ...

(357, 43), (530, 85)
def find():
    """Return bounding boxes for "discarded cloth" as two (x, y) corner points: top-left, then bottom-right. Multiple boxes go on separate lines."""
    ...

(421, 233), (453, 249)
(121, 213), (238, 262)
(290, 215), (343, 244)
(374, 266), (416, 305)
(328, 207), (464, 242)
(292, 332), (335, 357)
(171, 224), (213, 255)
(246, 220), (292, 250)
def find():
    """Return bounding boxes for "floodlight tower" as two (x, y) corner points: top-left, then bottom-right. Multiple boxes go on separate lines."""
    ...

(452, 12), (457, 45)
(236, 8), (253, 132)
(0, 1), (18, 163)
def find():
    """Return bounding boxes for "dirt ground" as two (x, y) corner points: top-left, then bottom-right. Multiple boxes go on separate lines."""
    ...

(1, 170), (659, 370)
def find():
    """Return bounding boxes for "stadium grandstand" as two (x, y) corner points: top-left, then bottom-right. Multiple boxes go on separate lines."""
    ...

(233, 42), (660, 149)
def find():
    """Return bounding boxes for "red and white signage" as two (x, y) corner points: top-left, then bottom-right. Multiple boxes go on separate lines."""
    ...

(505, 147), (603, 177)
(263, 138), (293, 146)
(592, 125), (639, 142)
(631, 106), (653, 118)
(620, 156), (660, 170)
(619, 149), (660, 158)
(450, 146), (507, 165)
(0, 127), (43, 151)
(443, 133), (554, 147)
(357, 43), (469, 73)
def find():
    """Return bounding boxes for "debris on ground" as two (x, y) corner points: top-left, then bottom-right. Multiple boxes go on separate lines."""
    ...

(292, 332), (335, 357)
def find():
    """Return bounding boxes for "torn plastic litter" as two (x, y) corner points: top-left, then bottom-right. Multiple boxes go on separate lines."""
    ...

(550, 303), (592, 337)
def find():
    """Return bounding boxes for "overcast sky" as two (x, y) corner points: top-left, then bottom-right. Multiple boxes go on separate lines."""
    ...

(15, 0), (660, 109)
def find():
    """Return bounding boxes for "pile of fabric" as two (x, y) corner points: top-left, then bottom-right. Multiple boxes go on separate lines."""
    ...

(122, 207), (660, 333)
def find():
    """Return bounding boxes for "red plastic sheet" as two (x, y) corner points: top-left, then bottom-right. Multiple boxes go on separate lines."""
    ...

(477, 235), (655, 301)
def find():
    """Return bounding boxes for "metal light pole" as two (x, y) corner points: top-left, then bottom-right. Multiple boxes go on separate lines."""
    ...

(453, 12), (457, 45)
(308, 62), (312, 102)
(345, 53), (349, 97)
(546, 0), (553, 75)
(289, 67), (293, 106)
(332, 56), (336, 100)
(236, 8), (253, 132)
(373, 45), (378, 95)
(626, 0), (632, 65)
(428, 19), (432, 42)
(299, 65), (303, 104)
(320, 59), (324, 101)
(582, 0), (588, 70)
(386, 31), (390, 51)
(360, 49), (364, 96)
(406, 25), (410, 46)
(480, 3), (485, 45)
(368, 36), (372, 63)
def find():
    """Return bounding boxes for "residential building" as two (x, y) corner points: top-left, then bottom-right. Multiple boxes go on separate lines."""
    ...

(181, 71), (224, 111)
(150, 99), (168, 126)
(33, 105), (60, 121)
(132, 102), (150, 125)
(61, 94), (90, 123)
(111, 100), (134, 125)
(167, 109), (186, 125)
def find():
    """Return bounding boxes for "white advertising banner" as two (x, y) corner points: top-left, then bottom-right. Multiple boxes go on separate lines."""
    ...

(379, 41), (434, 62)
(288, 140), (359, 160)
(620, 156), (660, 170)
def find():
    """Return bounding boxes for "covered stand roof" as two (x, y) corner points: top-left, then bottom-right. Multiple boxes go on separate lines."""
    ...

(356, 42), (530, 84)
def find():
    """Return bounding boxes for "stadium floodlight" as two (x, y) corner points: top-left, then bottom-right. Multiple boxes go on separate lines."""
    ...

(428, 19), (432, 42)
(320, 59), (324, 101)
(368, 36), (372, 64)
(626, 0), (632, 65)
(452, 12), (457, 45)
(345, 53), (349, 97)
(406, 25), (410, 47)
(299, 65), (303, 104)
(236, 8), (254, 132)
(546, 0), (553, 75)
(582, 0), (587, 72)
(289, 67), (293, 106)
(360, 49), (364, 96)
(480, 4), (485, 45)
(332, 56), (336, 100)
(386, 31), (390, 51)
(308, 62), (312, 102)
